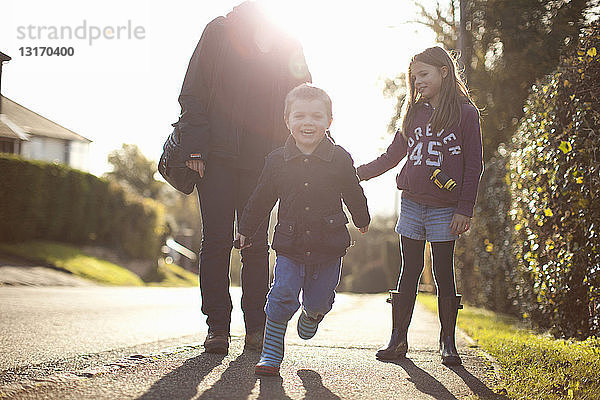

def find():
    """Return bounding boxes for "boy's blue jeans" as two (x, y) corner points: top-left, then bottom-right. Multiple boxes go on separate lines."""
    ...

(265, 255), (342, 323)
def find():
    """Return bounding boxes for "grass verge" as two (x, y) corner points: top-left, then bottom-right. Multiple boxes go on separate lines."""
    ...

(145, 258), (198, 287)
(1, 240), (145, 286)
(418, 293), (600, 400)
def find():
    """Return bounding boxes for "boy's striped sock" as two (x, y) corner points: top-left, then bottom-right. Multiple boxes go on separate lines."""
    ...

(255, 318), (287, 376)
(297, 310), (320, 340)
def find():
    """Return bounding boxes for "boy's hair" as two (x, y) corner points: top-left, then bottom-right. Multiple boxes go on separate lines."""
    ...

(400, 46), (478, 138)
(284, 83), (333, 121)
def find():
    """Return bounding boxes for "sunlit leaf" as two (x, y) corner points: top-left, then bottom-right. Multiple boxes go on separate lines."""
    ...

(587, 47), (597, 57)
(559, 141), (572, 153)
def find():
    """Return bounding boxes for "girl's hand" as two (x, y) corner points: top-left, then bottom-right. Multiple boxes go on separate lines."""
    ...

(358, 225), (369, 234)
(186, 159), (206, 178)
(450, 214), (471, 235)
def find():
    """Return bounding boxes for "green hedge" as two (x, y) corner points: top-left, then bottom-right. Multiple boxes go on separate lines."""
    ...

(453, 153), (522, 315)
(341, 218), (400, 293)
(508, 22), (600, 338)
(0, 155), (166, 259)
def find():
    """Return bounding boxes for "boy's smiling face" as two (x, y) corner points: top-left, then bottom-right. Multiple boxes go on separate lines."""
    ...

(285, 99), (332, 154)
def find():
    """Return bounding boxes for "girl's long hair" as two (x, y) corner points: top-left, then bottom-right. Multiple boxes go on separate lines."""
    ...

(400, 46), (477, 139)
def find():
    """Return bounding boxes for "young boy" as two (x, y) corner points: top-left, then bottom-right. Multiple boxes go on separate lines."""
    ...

(237, 84), (370, 376)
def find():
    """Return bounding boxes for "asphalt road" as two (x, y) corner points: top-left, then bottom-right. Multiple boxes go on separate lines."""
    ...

(0, 286), (506, 399)
(0, 286), (232, 371)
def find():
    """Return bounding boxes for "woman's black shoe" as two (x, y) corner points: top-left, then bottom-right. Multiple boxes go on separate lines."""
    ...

(204, 331), (229, 354)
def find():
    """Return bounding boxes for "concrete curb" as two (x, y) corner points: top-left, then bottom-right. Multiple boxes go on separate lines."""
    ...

(458, 327), (505, 385)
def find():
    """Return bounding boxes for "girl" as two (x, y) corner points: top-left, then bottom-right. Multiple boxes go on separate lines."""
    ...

(357, 46), (483, 366)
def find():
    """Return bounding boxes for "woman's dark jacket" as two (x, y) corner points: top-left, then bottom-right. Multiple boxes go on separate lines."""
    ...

(239, 136), (371, 265)
(174, 4), (312, 171)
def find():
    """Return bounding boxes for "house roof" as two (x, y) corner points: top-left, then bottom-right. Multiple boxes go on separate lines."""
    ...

(0, 52), (10, 62)
(0, 121), (18, 139)
(0, 96), (91, 142)
(0, 114), (29, 140)
(0, 120), (19, 139)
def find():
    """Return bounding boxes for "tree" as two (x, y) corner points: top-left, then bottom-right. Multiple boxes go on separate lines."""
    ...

(104, 144), (163, 199)
(103, 144), (202, 266)
(416, 0), (590, 160)
(382, 73), (407, 134)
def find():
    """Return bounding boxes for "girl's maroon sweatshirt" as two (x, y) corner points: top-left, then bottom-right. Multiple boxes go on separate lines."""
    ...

(357, 101), (483, 217)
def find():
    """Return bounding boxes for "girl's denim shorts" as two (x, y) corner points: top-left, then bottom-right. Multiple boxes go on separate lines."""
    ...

(395, 196), (458, 242)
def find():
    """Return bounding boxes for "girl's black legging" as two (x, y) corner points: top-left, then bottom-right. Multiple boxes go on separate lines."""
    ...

(396, 235), (457, 297)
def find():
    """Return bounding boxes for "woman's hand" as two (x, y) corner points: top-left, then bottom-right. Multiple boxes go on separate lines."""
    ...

(450, 214), (471, 235)
(358, 225), (369, 234)
(186, 159), (206, 178)
(234, 233), (252, 250)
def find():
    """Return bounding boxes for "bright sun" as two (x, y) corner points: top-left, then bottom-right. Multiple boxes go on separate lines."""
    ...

(259, 0), (385, 71)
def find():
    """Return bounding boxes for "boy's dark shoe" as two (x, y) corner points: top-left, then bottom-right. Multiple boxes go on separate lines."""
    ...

(204, 331), (229, 354)
(244, 330), (264, 352)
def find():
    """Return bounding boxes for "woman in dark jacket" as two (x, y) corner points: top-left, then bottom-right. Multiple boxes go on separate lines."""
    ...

(175, 1), (312, 354)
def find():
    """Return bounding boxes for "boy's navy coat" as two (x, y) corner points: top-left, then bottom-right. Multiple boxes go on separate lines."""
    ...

(239, 136), (370, 265)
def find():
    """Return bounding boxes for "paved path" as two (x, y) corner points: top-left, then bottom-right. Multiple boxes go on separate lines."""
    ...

(0, 266), (95, 287)
(0, 255), (96, 287)
(0, 283), (507, 399)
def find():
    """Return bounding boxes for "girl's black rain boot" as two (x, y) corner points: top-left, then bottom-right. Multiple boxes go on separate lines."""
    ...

(376, 290), (417, 360)
(438, 295), (463, 366)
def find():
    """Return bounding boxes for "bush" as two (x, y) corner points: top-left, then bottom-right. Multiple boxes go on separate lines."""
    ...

(508, 22), (600, 338)
(454, 153), (523, 315)
(0, 155), (166, 259)
(340, 216), (401, 293)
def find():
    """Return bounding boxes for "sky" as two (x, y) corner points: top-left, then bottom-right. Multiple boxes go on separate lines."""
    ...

(1, 0), (438, 216)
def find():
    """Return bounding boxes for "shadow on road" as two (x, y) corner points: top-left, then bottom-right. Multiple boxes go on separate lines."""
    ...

(256, 375), (292, 400)
(385, 358), (507, 400)
(135, 350), (342, 399)
(448, 365), (509, 400)
(388, 358), (459, 400)
(196, 351), (262, 399)
(297, 369), (341, 399)
(137, 352), (226, 400)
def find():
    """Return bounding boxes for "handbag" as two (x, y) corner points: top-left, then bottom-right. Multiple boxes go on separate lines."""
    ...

(158, 126), (199, 195)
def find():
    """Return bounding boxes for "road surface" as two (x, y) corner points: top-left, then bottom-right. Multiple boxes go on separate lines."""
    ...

(0, 286), (506, 399)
